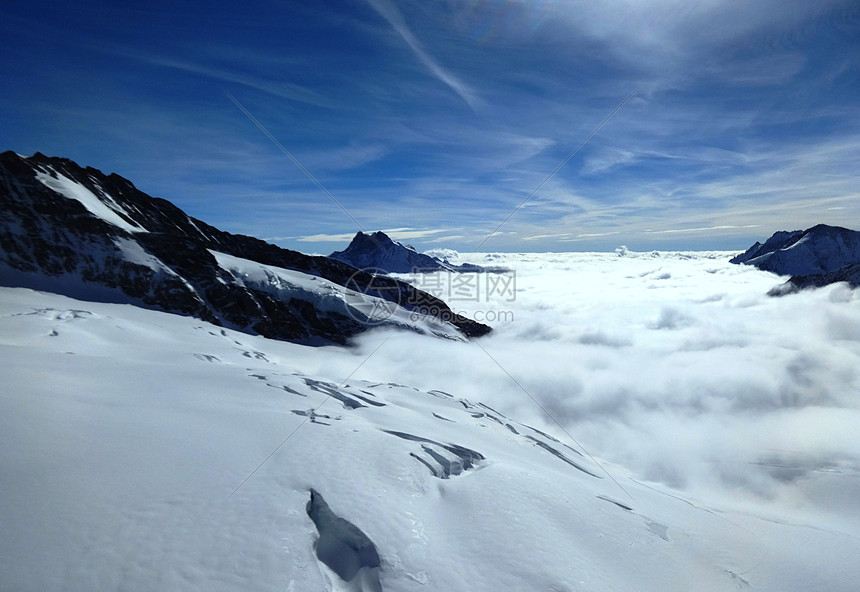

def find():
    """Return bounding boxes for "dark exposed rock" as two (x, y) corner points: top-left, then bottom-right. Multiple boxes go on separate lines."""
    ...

(731, 225), (860, 295)
(331, 231), (453, 273)
(730, 230), (803, 268)
(0, 151), (491, 343)
(331, 231), (508, 275)
(730, 225), (860, 276)
(768, 261), (860, 296)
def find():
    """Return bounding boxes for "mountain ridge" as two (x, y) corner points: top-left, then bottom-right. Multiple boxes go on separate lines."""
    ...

(331, 231), (507, 274)
(731, 224), (860, 292)
(730, 224), (860, 276)
(331, 231), (454, 273)
(0, 151), (491, 342)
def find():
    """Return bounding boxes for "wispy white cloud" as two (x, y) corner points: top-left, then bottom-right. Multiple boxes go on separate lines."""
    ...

(480, 131), (860, 250)
(540, 0), (851, 81)
(561, 231), (621, 241)
(698, 52), (807, 87)
(643, 225), (761, 235)
(382, 227), (451, 241)
(112, 47), (338, 108)
(288, 227), (450, 243)
(299, 142), (390, 172)
(364, 0), (483, 110)
(425, 234), (465, 243)
(522, 233), (573, 241)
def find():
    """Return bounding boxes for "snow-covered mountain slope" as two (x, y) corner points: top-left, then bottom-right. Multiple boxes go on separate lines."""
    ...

(210, 250), (465, 341)
(3, 285), (857, 592)
(0, 152), (490, 342)
(730, 224), (860, 277)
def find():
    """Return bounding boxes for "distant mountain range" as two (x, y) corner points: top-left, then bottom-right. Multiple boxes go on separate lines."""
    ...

(331, 231), (507, 274)
(0, 152), (491, 343)
(731, 224), (860, 293)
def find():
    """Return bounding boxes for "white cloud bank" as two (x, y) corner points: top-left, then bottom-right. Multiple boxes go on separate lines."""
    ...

(341, 251), (860, 524)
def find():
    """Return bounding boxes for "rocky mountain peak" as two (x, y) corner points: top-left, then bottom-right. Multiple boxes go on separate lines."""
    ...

(330, 231), (453, 273)
(731, 224), (860, 294)
(0, 151), (491, 342)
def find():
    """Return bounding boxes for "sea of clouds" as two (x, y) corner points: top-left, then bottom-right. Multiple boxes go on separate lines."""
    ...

(303, 250), (860, 528)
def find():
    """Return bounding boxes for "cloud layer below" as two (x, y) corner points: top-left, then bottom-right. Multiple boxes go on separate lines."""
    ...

(320, 251), (860, 525)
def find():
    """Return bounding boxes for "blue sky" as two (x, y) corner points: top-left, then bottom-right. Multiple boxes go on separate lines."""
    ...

(3, 0), (858, 253)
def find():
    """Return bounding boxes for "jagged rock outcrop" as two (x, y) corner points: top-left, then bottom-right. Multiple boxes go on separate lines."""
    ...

(768, 261), (860, 295)
(331, 231), (454, 273)
(730, 225), (860, 276)
(731, 225), (860, 294)
(0, 151), (491, 342)
(331, 231), (507, 274)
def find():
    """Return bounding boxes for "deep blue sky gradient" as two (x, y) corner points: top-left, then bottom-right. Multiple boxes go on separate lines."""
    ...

(3, 0), (858, 252)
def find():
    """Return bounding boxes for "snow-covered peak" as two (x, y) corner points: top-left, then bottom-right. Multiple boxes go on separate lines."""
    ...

(424, 247), (460, 264)
(731, 224), (860, 276)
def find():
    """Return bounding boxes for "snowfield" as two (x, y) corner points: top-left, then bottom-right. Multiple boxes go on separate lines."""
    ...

(1, 251), (859, 591)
